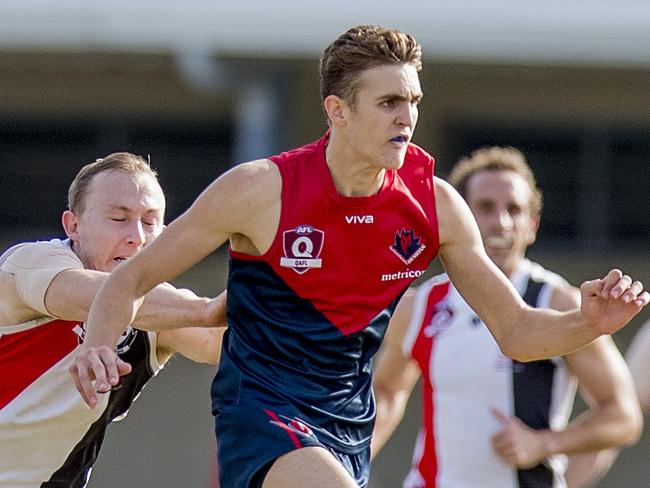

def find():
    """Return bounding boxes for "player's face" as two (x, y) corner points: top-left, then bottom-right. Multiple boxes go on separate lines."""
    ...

(65, 171), (165, 272)
(465, 170), (538, 277)
(343, 63), (422, 170)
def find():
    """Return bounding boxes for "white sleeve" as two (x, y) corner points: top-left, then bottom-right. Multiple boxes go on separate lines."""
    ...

(0, 241), (83, 316)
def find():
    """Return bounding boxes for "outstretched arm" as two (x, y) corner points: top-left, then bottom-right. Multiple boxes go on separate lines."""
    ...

(157, 327), (227, 365)
(155, 290), (228, 365)
(44, 269), (225, 330)
(434, 177), (649, 361)
(371, 290), (421, 458)
(0, 246), (225, 331)
(70, 160), (281, 407)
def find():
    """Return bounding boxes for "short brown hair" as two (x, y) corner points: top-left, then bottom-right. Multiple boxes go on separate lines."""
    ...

(320, 25), (422, 107)
(449, 146), (543, 218)
(68, 152), (159, 214)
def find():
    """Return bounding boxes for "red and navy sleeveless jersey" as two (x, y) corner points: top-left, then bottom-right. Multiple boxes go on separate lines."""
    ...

(212, 133), (439, 452)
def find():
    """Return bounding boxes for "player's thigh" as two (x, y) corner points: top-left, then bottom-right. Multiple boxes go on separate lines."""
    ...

(263, 446), (358, 488)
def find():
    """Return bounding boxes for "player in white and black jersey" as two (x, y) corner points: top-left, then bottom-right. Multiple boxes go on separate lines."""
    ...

(0, 153), (226, 487)
(371, 146), (642, 488)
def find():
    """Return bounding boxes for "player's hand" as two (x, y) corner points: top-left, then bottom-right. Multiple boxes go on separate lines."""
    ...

(580, 269), (649, 335)
(491, 408), (549, 469)
(69, 345), (132, 409)
(204, 290), (227, 328)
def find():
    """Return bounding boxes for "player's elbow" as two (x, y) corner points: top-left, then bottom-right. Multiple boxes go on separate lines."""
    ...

(620, 401), (644, 446)
(495, 336), (542, 363)
(605, 398), (644, 448)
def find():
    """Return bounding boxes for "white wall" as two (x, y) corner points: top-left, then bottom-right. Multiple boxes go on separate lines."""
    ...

(2, 0), (650, 66)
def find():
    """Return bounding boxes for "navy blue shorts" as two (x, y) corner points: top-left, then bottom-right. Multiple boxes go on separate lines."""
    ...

(214, 403), (370, 488)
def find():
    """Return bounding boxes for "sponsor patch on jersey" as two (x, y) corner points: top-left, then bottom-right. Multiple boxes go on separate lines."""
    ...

(345, 214), (374, 224)
(390, 229), (426, 265)
(280, 224), (324, 274)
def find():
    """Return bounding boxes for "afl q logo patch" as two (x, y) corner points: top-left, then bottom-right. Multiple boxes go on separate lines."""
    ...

(280, 224), (324, 274)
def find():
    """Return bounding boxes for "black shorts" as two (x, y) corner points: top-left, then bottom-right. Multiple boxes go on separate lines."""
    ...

(214, 403), (370, 488)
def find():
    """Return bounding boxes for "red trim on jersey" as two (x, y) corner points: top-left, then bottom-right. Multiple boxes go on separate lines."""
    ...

(0, 319), (79, 409)
(410, 281), (451, 487)
(263, 409), (303, 449)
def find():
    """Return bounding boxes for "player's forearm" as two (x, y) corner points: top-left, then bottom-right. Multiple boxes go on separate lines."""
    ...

(540, 402), (642, 458)
(565, 449), (620, 488)
(83, 267), (144, 348)
(497, 308), (601, 362)
(133, 282), (211, 331)
(371, 393), (409, 459)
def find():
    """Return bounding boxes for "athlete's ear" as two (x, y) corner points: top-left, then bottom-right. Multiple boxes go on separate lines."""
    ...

(61, 210), (80, 240)
(323, 94), (347, 128)
(527, 215), (540, 245)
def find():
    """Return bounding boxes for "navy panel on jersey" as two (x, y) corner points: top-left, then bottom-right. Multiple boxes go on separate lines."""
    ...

(213, 257), (396, 450)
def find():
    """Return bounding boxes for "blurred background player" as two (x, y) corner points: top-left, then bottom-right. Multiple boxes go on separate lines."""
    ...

(371, 146), (642, 488)
(0, 152), (226, 487)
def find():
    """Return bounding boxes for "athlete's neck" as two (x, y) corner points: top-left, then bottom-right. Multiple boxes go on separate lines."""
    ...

(325, 135), (385, 197)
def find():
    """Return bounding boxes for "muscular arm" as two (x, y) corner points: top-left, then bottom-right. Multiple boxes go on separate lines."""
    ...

(435, 177), (648, 361)
(491, 285), (641, 477)
(545, 286), (641, 455)
(72, 160), (280, 407)
(561, 329), (641, 487)
(44, 269), (223, 330)
(1, 255), (224, 331)
(565, 319), (650, 487)
(625, 319), (650, 413)
(371, 290), (421, 458)
(155, 288), (228, 364)
(560, 336), (641, 454)
(157, 327), (227, 365)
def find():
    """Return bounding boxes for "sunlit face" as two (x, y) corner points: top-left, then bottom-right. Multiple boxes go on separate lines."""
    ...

(465, 170), (538, 277)
(338, 63), (422, 170)
(63, 170), (165, 272)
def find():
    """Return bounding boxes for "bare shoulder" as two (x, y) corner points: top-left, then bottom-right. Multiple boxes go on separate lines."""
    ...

(210, 159), (282, 255)
(188, 159), (281, 237)
(433, 176), (482, 250)
(197, 159), (280, 206)
(225, 159), (281, 198)
(0, 271), (33, 325)
(433, 176), (456, 206)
